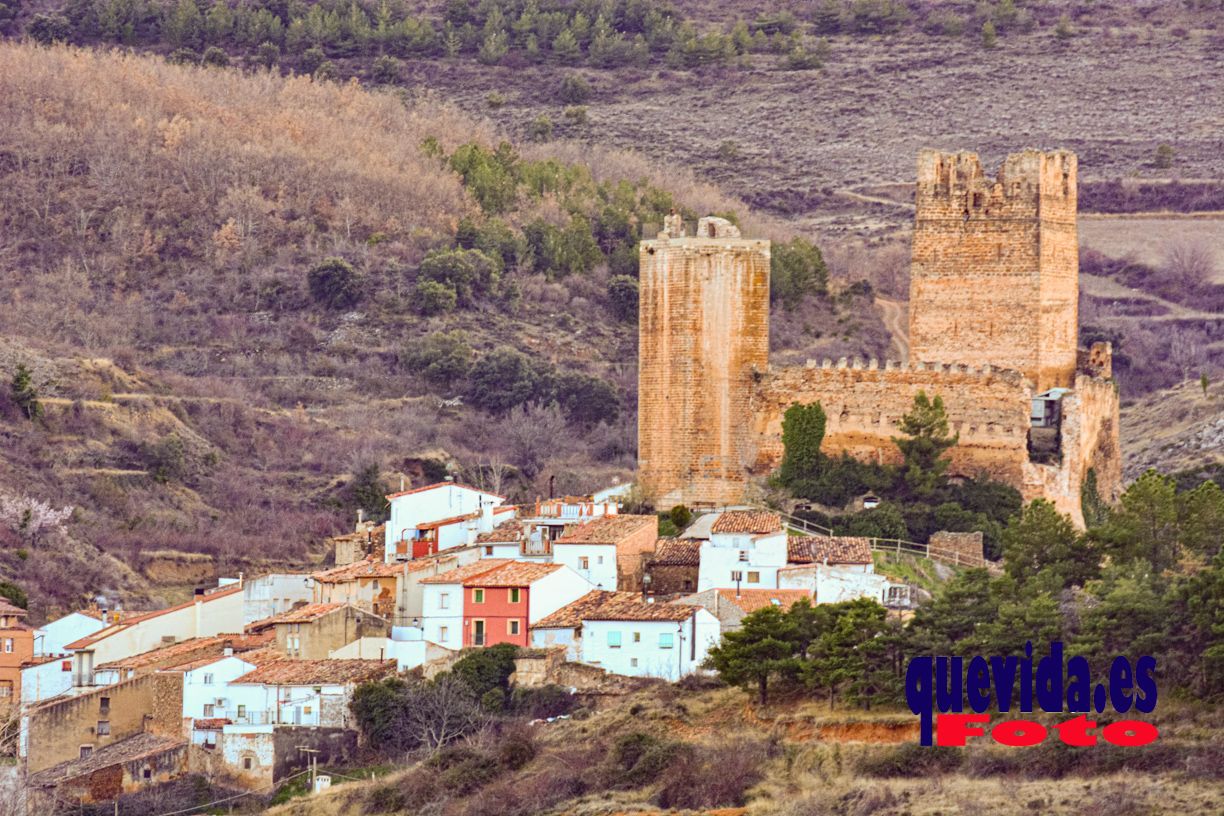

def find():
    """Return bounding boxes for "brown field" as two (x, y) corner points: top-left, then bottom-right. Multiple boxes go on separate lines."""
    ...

(1080, 216), (1224, 276)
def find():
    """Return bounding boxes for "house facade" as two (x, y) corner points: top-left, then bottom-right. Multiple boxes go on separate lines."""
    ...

(383, 482), (507, 560)
(0, 599), (34, 706)
(676, 588), (814, 632)
(553, 514), (658, 591)
(34, 611), (106, 658)
(241, 574), (315, 625)
(643, 537), (701, 597)
(697, 511), (789, 592)
(258, 604), (390, 660)
(228, 660), (396, 728)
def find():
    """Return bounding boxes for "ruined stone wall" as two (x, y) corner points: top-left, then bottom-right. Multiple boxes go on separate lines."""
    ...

(910, 150), (1078, 392)
(752, 360), (1034, 487)
(637, 232), (771, 507)
(25, 673), (184, 774)
(1023, 373), (1122, 526)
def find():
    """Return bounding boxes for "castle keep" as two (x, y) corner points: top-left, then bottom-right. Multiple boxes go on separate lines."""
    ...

(637, 150), (1121, 526)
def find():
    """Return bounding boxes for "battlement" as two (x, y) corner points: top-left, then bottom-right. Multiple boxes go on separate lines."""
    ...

(801, 357), (1030, 385)
(917, 148), (1077, 212)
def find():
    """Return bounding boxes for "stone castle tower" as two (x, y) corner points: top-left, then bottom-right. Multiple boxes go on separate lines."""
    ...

(909, 149), (1079, 392)
(637, 215), (771, 506)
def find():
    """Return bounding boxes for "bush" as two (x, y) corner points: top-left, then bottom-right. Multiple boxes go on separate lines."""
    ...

(606, 275), (638, 322)
(169, 48), (202, 65)
(856, 742), (962, 777)
(452, 643), (519, 699)
(669, 505), (692, 530)
(418, 247), (500, 306)
(562, 105), (588, 125)
(27, 14), (71, 44)
(529, 115), (553, 142)
(401, 330), (473, 388)
(300, 45), (327, 74)
(655, 741), (768, 809)
(414, 279), (457, 315)
(558, 74), (591, 104)
(256, 42), (280, 69)
(553, 371), (621, 426)
(307, 257), (361, 309)
(467, 348), (541, 414)
(372, 54), (402, 83)
(510, 684), (577, 719)
(201, 46), (229, 67)
(604, 732), (681, 789)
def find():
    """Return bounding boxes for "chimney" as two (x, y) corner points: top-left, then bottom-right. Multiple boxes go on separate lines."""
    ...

(480, 500), (494, 534)
(357, 508), (365, 527)
(400, 476), (405, 491)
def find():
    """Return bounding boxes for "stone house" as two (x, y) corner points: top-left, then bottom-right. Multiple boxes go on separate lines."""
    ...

(227, 660), (396, 728)
(26, 732), (188, 809)
(312, 549), (482, 627)
(642, 537), (701, 597)
(252, 603), (390, 660)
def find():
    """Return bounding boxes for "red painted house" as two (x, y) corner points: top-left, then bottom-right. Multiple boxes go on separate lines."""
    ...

(460, 562), (592, 649)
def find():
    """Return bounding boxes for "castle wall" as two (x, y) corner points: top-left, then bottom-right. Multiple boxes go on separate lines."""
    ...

(752, 360), (1033, 488)
(637, 232), (771, 507)
(910, 150), (1078, 392)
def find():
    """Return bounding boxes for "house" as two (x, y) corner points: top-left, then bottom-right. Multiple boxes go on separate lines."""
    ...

(20, 654), (74, 706)
(533, 591), (719, 681)
(696, 511), (789, 593)
(779, 536), (908, 606)
(475, 519), (553, 560)
(250, 603), (390, 660)
(330, 519), (385, 566)
(327, 632), (452, 671)
(420, 560), (592, 650)
(553, 514), (658, 591)
(786, 536), (875, 573)
(228, 660), (396, 728)
(517, 494), (622, 543)
(312, 552), (482, 627)
(33, 611), (106, 657)
(64, 581), (245, 688)
(383, 482), (509, 560)
(0, 599), (34, 706)
(26, 732), (188, 809)
(642, 537), (702, 597)
(90, 631), (275, 687)
(241, 573), (315, 625)
(160, 650), (285, 725)
(675, 588), (814, 632)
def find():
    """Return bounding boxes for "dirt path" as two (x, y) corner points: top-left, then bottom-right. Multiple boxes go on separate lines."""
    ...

(876, 297), (909, 363)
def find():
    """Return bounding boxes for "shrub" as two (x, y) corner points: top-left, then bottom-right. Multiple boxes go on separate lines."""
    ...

(10, 364), (42, 421)
(981, 20), (997, 49)
(493, 723), (538, 770)
(1054, 13), (1074, 40)
(300, 45), (327, 74)
(201, 46), (229, 67)
(1154, 143), (1174, 169)
(485, 90), (506, 108)
(668, 504), (692, 530)
(0, 581), (27, 609)
(655, 740), (768, 809)
(256, 42), (280, 69)
(313, 61), (338, 81)
(169, 48), (202, 65)
(562, 105), (588, 125)
(605, 732), (681, 788)
(467, 348), (541, 413)
(27, 14), (71, 44)
(529, 115), (553, 142)
(372, 54), (402, 83)
(856, 742), (962, 777)
(401, 330), (473, 388)
(553, 371), (621, 426)
(414, 279), (457, 315)
(558, 74), (591, 104)
(451, 643), (519, 699)
(607, 275), (638, 322)
(510, 684), (577, 719)
(307, 257), (361, 309)
(142, 434), (191, 483)
(418, 247), (500, 306)
(771, 237), (828, 307)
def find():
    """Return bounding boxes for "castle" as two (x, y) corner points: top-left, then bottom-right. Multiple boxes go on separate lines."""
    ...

(637, 149), (1121, 527)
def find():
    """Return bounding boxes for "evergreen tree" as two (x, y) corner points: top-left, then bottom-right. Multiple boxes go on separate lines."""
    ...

(10, 364), (42, 421)
(706, 605), (799, 705)
(1096, 470), (1180, 571)
(347, 463), (390, 522)
(1002, 499), (1097, 589)
(892, 391), (958, 500)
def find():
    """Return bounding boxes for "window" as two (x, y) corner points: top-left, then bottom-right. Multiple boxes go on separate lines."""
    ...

(2, 638), (11, 653)
(747, 571), (760, 584)
(507, 620), (520, 636)
(439, 626), (449, 641)
(242, 756), (254, 770)
(484, 546), (494, 556)
(203, 704), (215, 717)
(99, 696), (110, 714)
(96, 721), (110, 736)
(473, 588), (485, 603)
(630, 658), (638, 667)
(142, 767), (152, 780)
(203, 673), (214, 685)
(597, 555), (604, 564)
(738, 551), (748, 562)
(0, 682), (13, 699)
(80, 746), (93, 759)
(579, 557), (590, 570)
(509, 587), (521, 603)
(607, 631), (622, 649)
(237, 705), (247, 719)
(632, 632), (641, 643)
(439, 592), (450, 610)
(659, 633), (674, 649)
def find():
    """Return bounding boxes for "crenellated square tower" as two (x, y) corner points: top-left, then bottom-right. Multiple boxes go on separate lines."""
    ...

(909, 149), (1079, 391)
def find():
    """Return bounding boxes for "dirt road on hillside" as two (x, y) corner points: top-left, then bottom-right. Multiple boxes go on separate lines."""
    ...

(876, 297), (909, 363)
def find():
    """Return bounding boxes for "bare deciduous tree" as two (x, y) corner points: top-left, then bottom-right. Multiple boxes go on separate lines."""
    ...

(405, 674), (487, 753)
(1163, 240), (1217, 291)
(1170, 328), (1205, 382)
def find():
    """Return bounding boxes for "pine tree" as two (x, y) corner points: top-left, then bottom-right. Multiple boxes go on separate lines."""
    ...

(707, 605), (799, 705)
(1002, 499), (1096, 589)
(892, 391), (958, 499)
(10, 364), (42, 421)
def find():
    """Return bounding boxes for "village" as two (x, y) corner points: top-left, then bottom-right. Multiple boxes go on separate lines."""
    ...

(1, 481), (948, 809)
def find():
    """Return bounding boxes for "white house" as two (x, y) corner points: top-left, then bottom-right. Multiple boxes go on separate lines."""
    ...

(20, 656), (73, 705)
(33, 612), (107, 657)
(778, 536), (908, 605)
(242, 574), (315, 625)
(383, 482), (508, 561)
(533, 591), (720, 681)
(475, 520), (553, 561)
(165, 654), (264, 722)
(65, 582), (246, 688)
(228, 660), (396, 728)
(328, 634), (452, 671)
(551, 541), (617, 590)
(697, 511), (789, 592)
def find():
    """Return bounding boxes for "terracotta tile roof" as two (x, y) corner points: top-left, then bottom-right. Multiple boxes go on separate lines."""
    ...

(648, 538), (701, 567)
(232, 659), (396, 685)
(312, 558), (405, 584)
(419, 559), (513, 585)
(556, 514), (656, 544)
(465, 561), (561, 587)
(237, 648), (289, 666)
(787, 536), (873, 565)
(385, 481), (505, 501)
(64, 584), (243, 650)
(28, 733), (186, 787)
(476, 519), (526, 544)
(712, 511), (783, 535)
(21, 654), (69, 668)
(95, 632), (273, 671)
(716, 589), (813, 614)
(192, 718), (231, 730)
(534, 590), (697, 626)
(0, 599), (28, 617)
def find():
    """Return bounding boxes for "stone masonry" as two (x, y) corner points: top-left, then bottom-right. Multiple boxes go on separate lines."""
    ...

(637, 151), (1121, 527)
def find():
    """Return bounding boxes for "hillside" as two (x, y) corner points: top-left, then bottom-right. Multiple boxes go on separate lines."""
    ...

(0, 43), (888, 617)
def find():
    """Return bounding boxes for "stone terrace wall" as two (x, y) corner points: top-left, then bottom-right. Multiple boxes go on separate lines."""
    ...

(752, 359), (1034, 487)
